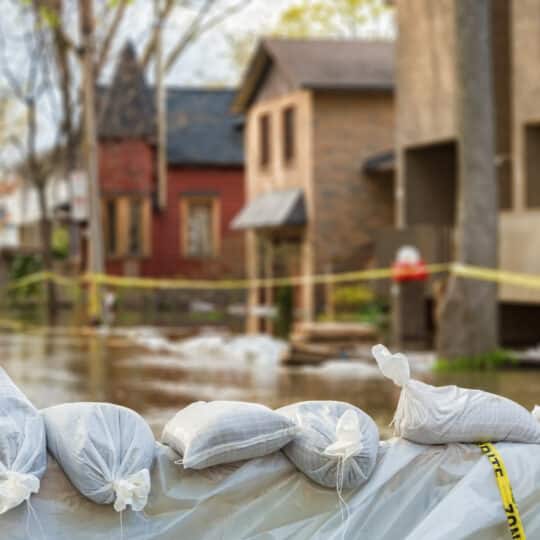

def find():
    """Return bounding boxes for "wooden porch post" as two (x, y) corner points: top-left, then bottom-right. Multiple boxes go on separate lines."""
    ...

(246, 230), (258, 334)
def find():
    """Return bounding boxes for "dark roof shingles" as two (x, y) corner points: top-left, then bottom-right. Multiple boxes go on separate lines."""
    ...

(166, 89), (243, 166)
(98, 42), (243, 166)
(98, 43), (156, 140)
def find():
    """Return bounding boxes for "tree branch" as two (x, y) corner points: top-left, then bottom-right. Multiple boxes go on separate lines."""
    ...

(96, 0), (129, 77)
(164, 0), (252, 72)
(140, 0), (176, 70)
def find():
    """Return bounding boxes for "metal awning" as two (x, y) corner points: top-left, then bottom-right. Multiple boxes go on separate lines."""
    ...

(232, 188), (307, 230)
(362, 150), (395, 175)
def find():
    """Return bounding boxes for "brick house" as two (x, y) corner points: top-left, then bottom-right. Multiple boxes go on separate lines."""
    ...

(232, 38), (395, 332)
(392, 0), (540, 345)
(97, 44), (244, 279)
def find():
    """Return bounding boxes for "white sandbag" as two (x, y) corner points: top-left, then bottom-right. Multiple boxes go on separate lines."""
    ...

(162, 400), (298, 469)
(42, 402), (155, 512)
(0, 368), (46, 514)
(372, 344), (540, 444)
(278, 401), (379, 489)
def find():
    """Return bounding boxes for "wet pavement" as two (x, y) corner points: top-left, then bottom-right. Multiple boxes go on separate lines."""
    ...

(1, 329), (540, 439)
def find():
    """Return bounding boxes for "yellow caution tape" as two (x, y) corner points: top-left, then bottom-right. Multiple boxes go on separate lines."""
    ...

(477, 443), (526, 540)
(78, 263), (451, 291)
(8, 262), (540, 293)
(452, 264), (540, 290)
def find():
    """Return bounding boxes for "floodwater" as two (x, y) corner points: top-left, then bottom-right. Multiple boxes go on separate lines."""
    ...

(2, 329), (540, 439)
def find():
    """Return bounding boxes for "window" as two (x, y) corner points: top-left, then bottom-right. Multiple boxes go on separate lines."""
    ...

(259, 113), (271, 168)
(283, 106), (295, 164)
(128, 199), (143, 256)
(102, 197), (150, 258)
(182, 197), (219, 258)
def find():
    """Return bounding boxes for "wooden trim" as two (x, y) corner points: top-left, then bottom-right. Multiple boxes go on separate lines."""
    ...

(117, 197), (129, 257)
(212, 197), (221, 256)
(180, 197), (188, 257)
(142, 198), (152, 257)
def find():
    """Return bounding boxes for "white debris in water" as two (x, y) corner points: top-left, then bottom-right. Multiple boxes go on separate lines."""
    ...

(175, 335), (228, 358)
(131, 331), (289, 367)
(224, 335), (288, 365)
(300, 360), (382, 379)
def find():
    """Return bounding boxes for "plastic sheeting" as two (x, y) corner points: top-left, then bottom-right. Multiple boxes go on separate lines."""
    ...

(2, 439), (540, 539)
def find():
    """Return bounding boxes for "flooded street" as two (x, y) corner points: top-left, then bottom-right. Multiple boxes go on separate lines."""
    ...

(2, 329), (540, 438)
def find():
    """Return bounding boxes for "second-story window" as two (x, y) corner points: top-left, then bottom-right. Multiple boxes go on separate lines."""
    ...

(283, 106), (295, 164)
(259, 113), (271, 168)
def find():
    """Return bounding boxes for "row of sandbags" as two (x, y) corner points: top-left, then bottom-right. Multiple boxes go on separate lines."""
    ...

(2, 343), (540, 518)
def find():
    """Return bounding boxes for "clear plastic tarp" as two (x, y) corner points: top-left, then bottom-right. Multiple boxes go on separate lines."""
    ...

(2, 438), (540, 539)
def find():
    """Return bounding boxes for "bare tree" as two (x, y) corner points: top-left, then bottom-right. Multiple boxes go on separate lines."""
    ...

(437, 0), (498, 359)
(0, 2), (63, 316)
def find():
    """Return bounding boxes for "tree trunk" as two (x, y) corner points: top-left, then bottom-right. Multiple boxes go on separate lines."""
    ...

(80, 0), (105, 323)
(36, 183), (57, 321)
(27, 98), (57, 320)
(437, 0), (498, 358)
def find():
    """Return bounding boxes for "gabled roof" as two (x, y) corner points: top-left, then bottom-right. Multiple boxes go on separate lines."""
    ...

(233, 38), (395, 113)
(98, 42), (155, 140)
(97, 44), (244, 167)
(167, 88), (243, 167)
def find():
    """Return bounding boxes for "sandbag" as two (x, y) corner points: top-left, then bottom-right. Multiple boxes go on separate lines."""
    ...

(372, 344), (540, 444)
(162, 400), (298, 469)
(0, 368), (46, 514)
(278, 401), (379, 489)
(42, 402), (155, 512)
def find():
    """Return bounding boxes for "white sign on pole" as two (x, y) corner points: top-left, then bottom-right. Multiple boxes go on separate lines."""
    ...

(70, 171), (89, 222)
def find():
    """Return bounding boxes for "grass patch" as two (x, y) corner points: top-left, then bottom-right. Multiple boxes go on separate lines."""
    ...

(434, 349), (517, 372)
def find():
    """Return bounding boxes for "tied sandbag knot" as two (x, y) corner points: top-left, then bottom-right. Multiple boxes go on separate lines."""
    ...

(0, 471), (40, 514)
(323, 410), (364, 462)
(112, 469), (151, 512)
(323, 410), (364, 528)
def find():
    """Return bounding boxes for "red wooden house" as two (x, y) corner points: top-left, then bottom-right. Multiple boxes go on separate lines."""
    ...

(97, 44), (245, 279)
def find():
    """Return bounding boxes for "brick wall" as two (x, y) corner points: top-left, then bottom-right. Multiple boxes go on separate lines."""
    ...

(99, 139), (155, 195)
(312, 91), (395, 273)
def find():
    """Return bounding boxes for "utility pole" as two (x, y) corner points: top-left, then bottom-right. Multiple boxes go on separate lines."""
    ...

(155, 0), (167, 210)
(80, 0), (105, 322)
